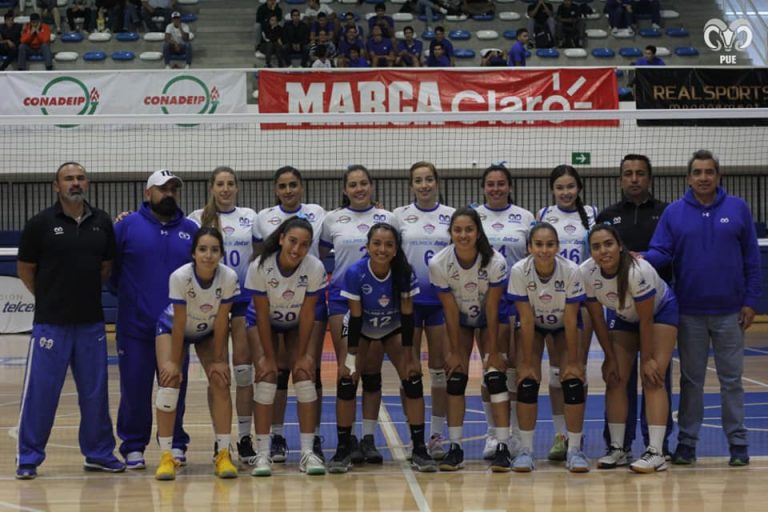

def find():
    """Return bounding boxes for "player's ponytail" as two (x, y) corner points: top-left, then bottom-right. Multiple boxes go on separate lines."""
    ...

(588, 224), (635, 310)
(201, 166), (237, 232)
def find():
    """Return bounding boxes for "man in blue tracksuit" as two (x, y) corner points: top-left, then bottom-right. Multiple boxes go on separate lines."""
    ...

(16, 162), (124, 479)
(111, 169), (198, 469)
(645, 149), (761, 467)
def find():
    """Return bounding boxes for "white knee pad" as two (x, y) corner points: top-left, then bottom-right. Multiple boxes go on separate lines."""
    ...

(234, 364), (254, 388)
(253, 381), (277, 405)
(155, 387), (180, 412)
(549, 366), (561, 388)
(429, 368), (447, 389)
(506, 368), (517, 393)
(294, 380), (318, 403)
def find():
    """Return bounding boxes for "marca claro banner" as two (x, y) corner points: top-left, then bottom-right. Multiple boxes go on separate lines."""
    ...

(0, 276), (34, 334)
(0, 71), (247, 115)
(258, 68), (618, 128)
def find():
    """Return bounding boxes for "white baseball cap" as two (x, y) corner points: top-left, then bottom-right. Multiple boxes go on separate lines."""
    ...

(146, 169), (183, 189)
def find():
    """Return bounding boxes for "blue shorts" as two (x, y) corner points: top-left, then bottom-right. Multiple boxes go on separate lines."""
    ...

(156, 315), (208, 344)
(414, 303), (445, 327)
(315, 295), (329, 323)
(230, 301), (249, 318)
(328, 299), (349, 318)
(498, 298), (514, 325)
(606, 294), (679, 332)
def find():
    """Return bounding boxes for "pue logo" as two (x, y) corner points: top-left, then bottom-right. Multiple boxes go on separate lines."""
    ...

(704, 18), (753, 64)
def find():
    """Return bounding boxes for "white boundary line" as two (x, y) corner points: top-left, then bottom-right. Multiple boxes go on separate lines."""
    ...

(0, 502), (45, 512)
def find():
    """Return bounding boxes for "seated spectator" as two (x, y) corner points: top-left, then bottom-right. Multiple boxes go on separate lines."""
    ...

(425, 41), (450, 67)
(163, 11), (191, 69)
(416, 0), (442, 32)
(18, 12), (52, 70)
(605, 0), (632, 33)
(339, 11), (364, 42)
(527, 0), (555, 48)
(556, 0), (584, 48)
(367, 3), (394, 39)
(124, 0), (143, 32)
(634, 44), (664, 65)
(311, 43), (331, 68)
(66, 0), (93, 33)
(481, 48), (505, 67)
(337, 24), (364, 67)
(36, 0), (62, 35)
(632, 0), (661, 29)
(282, 9), (310, 67)
(304, 0), (334, 25)
(143, 0), (176, 32)
(507, 27), (528, 66)
(309, 28), (336, 65)
(396, 25), (422, 67)
(256, 0), (281, 52)
(0, 9), (21, 70)
(262, 14), (286, 68)
(429, 26), (454, 66)
(310, 11), (335, 44)
(366, 24), (394, 67)
(347, 45), (369, 68)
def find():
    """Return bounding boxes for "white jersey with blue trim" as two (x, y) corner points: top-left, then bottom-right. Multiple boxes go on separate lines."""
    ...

(393, 202), (455, 306)
(538, 204), (598, 265)
(188, 207), (258, 292)
(254, 203), (326, 258)
(580, 257), (670, 323)
(507, 255), (586, 329)
(341, 257), (419, 339)
(244, 252), (327, 330)
(164, 262), (240, 339)
(320, 206), (395, 302)
(475, 203), (535, 269)
(428, 247), (507, 328)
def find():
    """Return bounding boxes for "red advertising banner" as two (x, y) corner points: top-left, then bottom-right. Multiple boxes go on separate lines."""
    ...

(258, 68), (618, 128)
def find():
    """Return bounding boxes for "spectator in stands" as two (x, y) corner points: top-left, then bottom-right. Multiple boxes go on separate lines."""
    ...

(124, 0), (143, 33)
(429, 26), (454, 66)
(396, 25), (422, 67)
(304, 0), (335, 27)
(416, 0), (442, 32)
(556, 0), (584, 48)
(425, 41), (450, 67)
(481, 48), (505, 67)
(282, 9), (309, 67)
(142, 0), (176, 32)
(337, 24), (364, 67)
(507, 28), (527, 67)
(605, 0), (632, 33)
(632, 0), (661, 30)
(309, 28), (335, 65)
(366, 24), (394, 67)
(347, 45), (369, 67)
(310, 11), (335, 44)
(18, 12), (52, 71)
(163, 11), (191, 69)
(0, 10), (21, 70)
(339, 11), (364, 42)
(311, 42), (331, 68)
(527, 0), (555, 48)
(36, 0), (62, 35)
(634, 44), (664, 65)
(256, 0), (281, 53)
(367, 3), (394, 39)
(262, 14), (286, 68)
(66, 0), (93, 33)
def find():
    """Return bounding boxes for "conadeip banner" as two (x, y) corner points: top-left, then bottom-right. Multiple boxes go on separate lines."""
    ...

(258, 68), (618, 127)
(0, 71), (247, 115)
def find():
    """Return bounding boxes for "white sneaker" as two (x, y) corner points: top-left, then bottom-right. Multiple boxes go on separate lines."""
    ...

(427, 433), (446, 460)
(598, 446), (630, 469)
(125, 451), (145, 470)
(250, 452), (272, 477)
(482, 436), (499, 460)
(299, 450), (326, 476)
(630, 448), (668, 474)
(652, 23), (661, 30)
(171, 448), (187, 467)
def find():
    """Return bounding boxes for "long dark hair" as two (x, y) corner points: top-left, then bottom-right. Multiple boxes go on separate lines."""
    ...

(201, 166), (237, 231)
(449, 207), (495, 268)
(588, 224), (635, 310)
(255, 216), (314, 268)
(408, 160), (444, 204)
(191, 226), (224, 256)
(527, 221), (559, 247)
(367, 222), (412, 307)
(273, 165), (303, 206)
(481, 164), (514, 205)
(341, 165), (373, 208)
(550, 165), (590, 231)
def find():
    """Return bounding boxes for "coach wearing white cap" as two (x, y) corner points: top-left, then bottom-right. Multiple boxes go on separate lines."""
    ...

(110, 169), (199, 470)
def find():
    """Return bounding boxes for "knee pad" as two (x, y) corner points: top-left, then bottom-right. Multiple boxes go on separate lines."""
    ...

(506, 367), (517, 393)
(517, 378), (540, 404)
(336, 376), (357, 401)
(254, 381), (277, 405)
(294, 380), (318, 403)
(234, 364), (254, 388)
(562, 378), (585, 405)
(315, 367), (322, 391)
(401, 375), (424, 399)
(277, 368), (290, 390)
(549, 366), (561, 389)
(429, 368), (447, 389)
(446, 372), (469, 396)
(361, 373), (382, 393)
(155, 387), (180, 412)
(483, 370), (509, 403)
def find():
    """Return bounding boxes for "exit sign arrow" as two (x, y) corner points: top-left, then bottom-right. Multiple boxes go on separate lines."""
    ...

(571, 152), (591, 165)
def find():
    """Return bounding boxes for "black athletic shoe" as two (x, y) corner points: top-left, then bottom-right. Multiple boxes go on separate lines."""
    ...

(237, 435), (257, 465)
(313, 435), (326, 463)
(411, 446), (437, 472)
(349, 435), (364, 464)
(490, 443), (513, 473)
(360, 434), (383, 464)
(270, 434), (287, 463)
(328, 446), (352, 474)
(439, 443), (464, 471)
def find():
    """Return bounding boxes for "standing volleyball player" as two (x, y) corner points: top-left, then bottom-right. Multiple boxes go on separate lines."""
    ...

(429, 208), (513, 472)
(245, 217), (328, 476)
(153, 227), (240, 481)
(507, 223), (592, 473)
(330, 223), (436, 473)
(254, 166), (327, 462)
(474, 164), (534, 458)
(393, 161), (455, 460)
(188, 166), (260, 465)
(582, 225), (677, 473)
(320, 165), (395, 465)
(536, 165), (597, 461)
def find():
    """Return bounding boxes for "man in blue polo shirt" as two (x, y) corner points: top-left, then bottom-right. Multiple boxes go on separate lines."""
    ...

(396, 25), (423, 67)
(508, 28), (528, 66)
(366, 25), (394, 67)
(634, 45), (664, 65)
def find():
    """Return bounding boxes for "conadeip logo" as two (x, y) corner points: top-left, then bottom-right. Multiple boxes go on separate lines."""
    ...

(704, 18), (754, 64)
(23, 76), (99, 115)
(144, 75), (220, 115)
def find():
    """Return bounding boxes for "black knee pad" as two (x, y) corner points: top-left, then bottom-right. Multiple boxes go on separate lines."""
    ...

(361, 373), (382, 393)
(336, 376), (357, 401)
(446, 372), (469, 396)
(277, 368), (290, 390)
(483, 371), (508, 396)
(315, 368), (322, 391)
(517, 378), (540, 404)
(562, 378), (585, 405)
(401, 375), (424, 399)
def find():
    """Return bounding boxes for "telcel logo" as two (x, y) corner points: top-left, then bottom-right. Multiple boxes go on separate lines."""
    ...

(704, 18), (753, 64)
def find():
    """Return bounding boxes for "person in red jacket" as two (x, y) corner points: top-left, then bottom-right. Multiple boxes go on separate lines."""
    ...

(18, 12), (52, 70)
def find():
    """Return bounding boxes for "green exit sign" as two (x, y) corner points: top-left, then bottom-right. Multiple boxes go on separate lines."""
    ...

(571, 152), (591, 165)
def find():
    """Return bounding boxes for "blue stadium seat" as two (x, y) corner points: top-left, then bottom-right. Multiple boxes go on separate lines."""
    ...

(536, 48), (559, 58)
(61, 32), (85, 43)
(181, 14), (197, 23)
(666, 27), (689, 37)
(674, 46), (699, 57)
(618, 87), (633, 99)
(503, 30), (517, 40)
(619, 47), (642, 58)
(418, 14), (443, 22)
(449, 30), (471, 41)
(615, 69), (624, 78)
(472, 14), (495, 22)
(421, 30), (435, 40)
(639, 28), (662, 38)
(454, 48), (476, 59)
(591, 48), (615, 58)
(116, 32), (140, 42)
(83, 51), (107, 61)
(0, 231), (21, 247)
(111, 50), (136, 61)
(27, 54), (44, 62)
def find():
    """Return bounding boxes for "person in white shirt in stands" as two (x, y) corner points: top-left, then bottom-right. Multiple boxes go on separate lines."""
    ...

(163, 11), (191, 69)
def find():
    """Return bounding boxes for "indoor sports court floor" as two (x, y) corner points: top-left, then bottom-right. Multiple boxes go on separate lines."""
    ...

(1, 324), (767, 511)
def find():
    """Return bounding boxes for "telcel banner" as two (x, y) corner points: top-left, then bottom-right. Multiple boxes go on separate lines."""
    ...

(0, 276), (35, 334)
(258, 68), (618, 127)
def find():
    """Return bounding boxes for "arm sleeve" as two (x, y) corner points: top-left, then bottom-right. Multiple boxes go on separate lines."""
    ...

(168, 270), (186, 304)
(17, 216), (42, 264)
(740, 203), (762, 308)
(506, 265), (529, 302)
(428, 256), (450, 291)
(244, 259), (267, 294)
(645, 208), (675, 269)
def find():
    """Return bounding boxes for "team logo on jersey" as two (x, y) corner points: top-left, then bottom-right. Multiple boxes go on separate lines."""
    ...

(239, 217), (252, 227)
(720, 217), (730, 223)
(298, 275), (308, 287)
(37, 336), (54, 350)
(404, 215), (419, 224)
(268, 216), (281, 226)
(361, 284), (373, 295)
(423, 223), (435, 234)
(508, 213), (522, 223)
(438, 214), (451, 225)
(527, 281), (537, 291)
(638, 277), (647, 286)
(478, 269), (488, 280)
(606, 291), (618, 302)
(564, 224), (576, 234)
(464, 282), (477, 291)
(282, 290), (295, 301)
(268, 278), (279, 288)
(555, 280), (565, 291)
(200, 304), (213, 313)
(357, 223), (370, 234)
(491, 222), (504, 231)
(540, 293), (553, 304)
(54, 226), (64, 235)
(338, 215), (351, 224)
(594, 280), (603, 290)
(187, 289), (196, 298)
(215, 288), (222, 299)
(478, 213), (487, 221)
(373, 214), (387, 223)
(223, 226), (235, 235)
(179, 231), (191, 240)
(378, 295), (391, 307)
(546, 216), (559, 224)
(612, 217), (622, 225)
